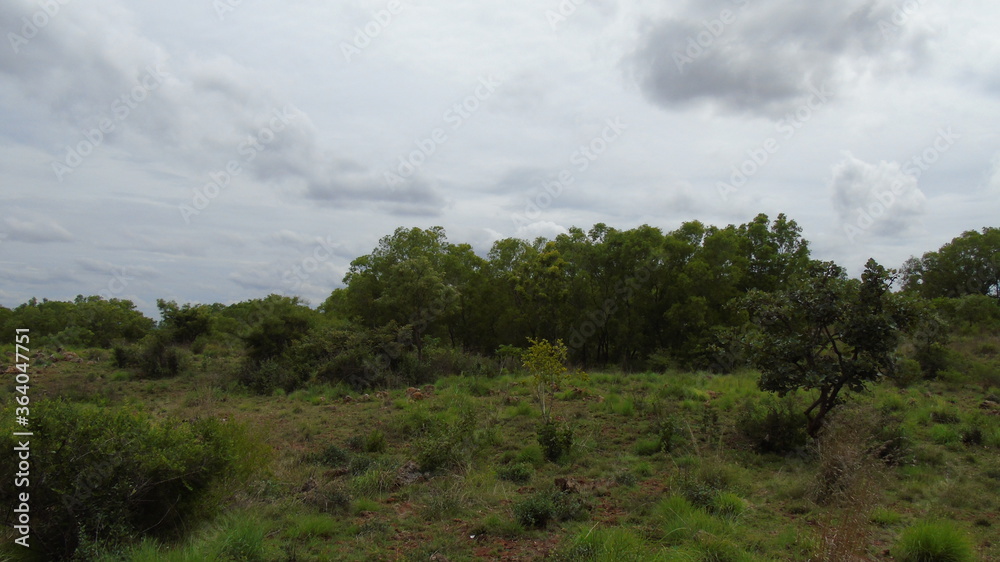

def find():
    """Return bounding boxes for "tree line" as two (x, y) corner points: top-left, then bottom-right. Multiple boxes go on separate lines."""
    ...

(2, 216), (997, 386)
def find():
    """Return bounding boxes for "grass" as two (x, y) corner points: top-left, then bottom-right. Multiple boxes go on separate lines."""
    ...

(10, 346), (1000, 561)
(893, 520), (976, 562)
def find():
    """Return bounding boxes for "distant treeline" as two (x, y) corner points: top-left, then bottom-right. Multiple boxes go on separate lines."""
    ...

(2, 215), (997, 385)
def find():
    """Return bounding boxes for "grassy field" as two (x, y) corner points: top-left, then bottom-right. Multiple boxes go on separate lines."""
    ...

(7, 341), (1000, 561)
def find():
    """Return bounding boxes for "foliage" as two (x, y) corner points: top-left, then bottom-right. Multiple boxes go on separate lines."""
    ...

(901, 226), (1000, 300)
(742, 259), (919, 436)
(0, 400), (267, 560)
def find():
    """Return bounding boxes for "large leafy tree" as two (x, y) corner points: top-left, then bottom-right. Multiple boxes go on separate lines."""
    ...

(742, 259), (918, 436)
(901, 227), (1000, 300)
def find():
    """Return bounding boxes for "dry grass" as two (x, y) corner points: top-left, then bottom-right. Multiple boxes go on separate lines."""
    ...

(813, 405), (890, 561)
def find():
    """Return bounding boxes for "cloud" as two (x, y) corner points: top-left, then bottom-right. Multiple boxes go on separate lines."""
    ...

(515, 220), (569, 241)
(0, 0), (446, 217)
(628, 0), (933, 116)
(3, 217), (73, 243)
(75, 258), (160, 280)
(830, 152), (926, 239)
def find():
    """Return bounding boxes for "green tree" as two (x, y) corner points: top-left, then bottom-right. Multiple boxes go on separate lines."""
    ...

(901, 227), (1000, 300)
(240, 295), (316, 362)
(742, 259), (918, 436)
(156, 299), (212, 344)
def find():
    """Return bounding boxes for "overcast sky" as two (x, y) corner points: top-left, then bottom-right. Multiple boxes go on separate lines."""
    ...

(1, 0), (998, 317)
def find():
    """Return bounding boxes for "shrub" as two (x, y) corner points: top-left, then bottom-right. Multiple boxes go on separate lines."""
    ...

(312, 444), (350, 468)
(0, 400), (266, 560)
(517, 444), (545, 467)
(893, 358), (924, 388)
(362, 429), (387, 453)
(112, 341), (139, 368)
(633, 437), (662, 456)
(734, 395), (810, 455)
(512, 489), (587, 529)
(892, 521), (974, 562)
(513, 491), (554, 529)
(537, 421), (574, 462)
(237, 358), (308, 395)
(414, 407), (478, 473)
(497, 462), (533, 484)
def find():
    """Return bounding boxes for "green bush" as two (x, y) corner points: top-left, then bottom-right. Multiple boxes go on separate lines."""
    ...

(512, 489), (587, 529)
(0, 400), (267, 560)
(893, 358), (924, 388)
(361, 429), (387, 453)
(537, 421), (574, 462)
(237, 358), (308, 395)
(892, 520), (974, 562)
(137, 333), (187, 378)
(414, 406), (478, 473)
(516, 444), (545, 467)
(497, 462), (534, 484)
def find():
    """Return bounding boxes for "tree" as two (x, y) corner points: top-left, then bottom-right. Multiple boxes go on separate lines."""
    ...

(522, 338), (571, 424)
(901, 227), (1000, 300)
(156, 299), (212, 344)
(742, 259), (918, 436)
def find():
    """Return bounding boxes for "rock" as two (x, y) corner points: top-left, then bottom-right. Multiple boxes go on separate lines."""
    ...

(396, 460), (423, 487)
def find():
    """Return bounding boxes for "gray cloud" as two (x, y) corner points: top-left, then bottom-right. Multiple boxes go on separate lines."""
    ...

(3, 217), (73, 243)
(0, 0), (445, 217)
(628, 0), (933, 116)
(830, 152), (926, 239)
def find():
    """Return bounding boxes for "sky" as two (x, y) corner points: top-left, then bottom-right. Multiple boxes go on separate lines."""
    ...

(1, 0), (998, 317)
